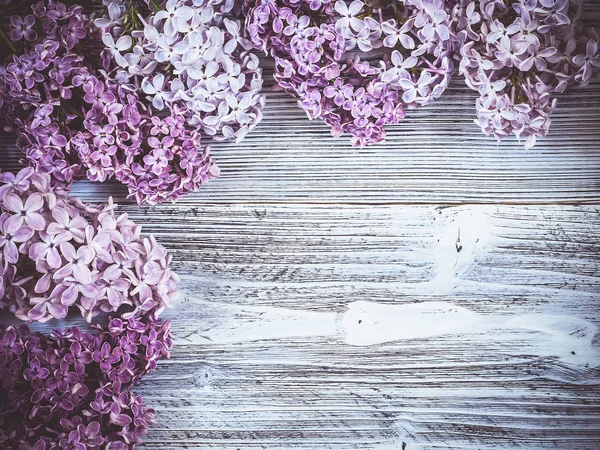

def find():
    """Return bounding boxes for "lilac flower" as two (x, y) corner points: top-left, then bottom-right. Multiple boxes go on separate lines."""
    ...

(342, 27), (372, 52)
(0, 328), (24, 355)
(142, 73), (175, 110)
(54, 242), (95, 284)
(102, 34), (133, 67)
(64, 16), (88, 49)
(59, 430), (85, 450)
(0, 220), (33, 264)
(95, 0), (264, 154)
(64, 341), (93, 375)
(30, 104), (54, 129)
(0, 168), (180, 322)
(83, 81), (115, 109)
(398, 71), (434, 104)
(23, 358), (50, 380)
(46, 208), (87, 241)
(93, 342), (121, 373)
(154, 0), (195, 36)
(573, 40), (600, 82)
(381, 19), (415, 49)
(2, 192), (45, 231)
(334, 0), (364, 32)
(0, 316), (173, 448)
(245, 0), (456, 145)
(323, 78), (353, 106)
(0, 167), (33, 198)
(29, 231), (70, 268)
(10, 15), (37, 42)
(453, 0), (599, 147)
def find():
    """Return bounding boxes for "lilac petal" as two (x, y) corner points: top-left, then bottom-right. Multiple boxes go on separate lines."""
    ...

(24, 193), (43, 211)
(113, 413), (132, 427)
(4, 241), (19, 264)
(48, 301), (68, 318)
(29, 242), (47, 261)
(80, 283), (99, 299)
(35, 273), (52, 294)
(62, 285), (79, 306)
(47, 247), (62, 268)
(60, 241), (77, 261)
(382, 35), (397, 48)
(28, 302), (47, 321)
(4, 215), (25, 234)
(73, 264), (92, 284)
(26, 212), (46, 231)
(52, 207), (70, 226)
(3, 194), (23, 213)
(107, 289), (123, 308)
(400, 34), (415, 50)
(78, 247), (95, 264)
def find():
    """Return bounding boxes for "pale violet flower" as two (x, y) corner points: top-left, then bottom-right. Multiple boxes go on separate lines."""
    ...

(335, 0), (364, 32)
(154, 0), (195, 36)
(101, 34), (132, 67)
(381, 19), (415, 49)
(142, 74), (175, 109)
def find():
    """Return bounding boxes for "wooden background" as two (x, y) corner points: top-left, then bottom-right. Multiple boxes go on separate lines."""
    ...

(2, 5), (600, 448)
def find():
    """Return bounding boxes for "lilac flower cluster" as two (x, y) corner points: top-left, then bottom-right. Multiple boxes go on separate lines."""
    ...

(0, 0), (97, 184)
(245, 0), (458, 146)
(0, 315), (173, 448)
(0, 0), (220, 204)
(97, 0), (265, 143)
(0, 167), (179, 323)
(452, 0), (600, 148)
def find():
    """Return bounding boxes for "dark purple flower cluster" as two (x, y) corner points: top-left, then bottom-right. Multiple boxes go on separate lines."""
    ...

(451, 0), (599, 148)
(0, 315), (173, 448)
(0, 0), (220, 204)
(0, 167), (179, 323)
(0, 0), (96, 184)
(245, 0), (458, 146)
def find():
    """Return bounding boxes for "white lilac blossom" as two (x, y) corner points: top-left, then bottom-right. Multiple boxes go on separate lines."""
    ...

(96, 0), (265, 143)
(245, 0), (459, 146)
(0, 168), (180, 323)
(451, 0), (600, 148)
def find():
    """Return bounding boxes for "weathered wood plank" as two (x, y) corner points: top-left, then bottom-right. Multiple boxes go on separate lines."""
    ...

(2, 79), (600, 205)
(0, 8), (599, 447)
(4, 203), (598, 449)
(138, 204), (600, 449)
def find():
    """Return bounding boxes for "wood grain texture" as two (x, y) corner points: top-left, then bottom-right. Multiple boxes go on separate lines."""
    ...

(2, 80), (600, 205)
(63, 80), (600, 204)
(2, 201), (599, 449)
(2, 7), (600, 446)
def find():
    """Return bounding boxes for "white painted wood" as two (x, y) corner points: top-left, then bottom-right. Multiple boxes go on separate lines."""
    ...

(2, 202), (599, 449)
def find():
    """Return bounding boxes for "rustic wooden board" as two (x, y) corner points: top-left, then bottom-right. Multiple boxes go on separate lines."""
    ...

(2, 9), (600, 445)
(2, 81), (600, 205)
(1, 200), (599, 449)
(119, 204), (600, 450)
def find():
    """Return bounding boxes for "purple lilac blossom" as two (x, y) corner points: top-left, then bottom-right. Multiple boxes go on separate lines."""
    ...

(244, 0), (459, 146)
(0, 0), (220, 205)
(95, 0), (265, 144)
(452, 0), (600, 148)
(0, 315), (173, 448)
(0, 167), (180, 323)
